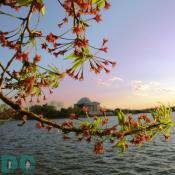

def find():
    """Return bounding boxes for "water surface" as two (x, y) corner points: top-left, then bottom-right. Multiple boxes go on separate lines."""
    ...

(0, 114), (175, 175)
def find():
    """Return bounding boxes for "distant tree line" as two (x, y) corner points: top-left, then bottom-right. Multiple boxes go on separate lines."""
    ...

(30, 104), (83, 119)
(115, 108), (153, 114)
(1, 103), (175, 120)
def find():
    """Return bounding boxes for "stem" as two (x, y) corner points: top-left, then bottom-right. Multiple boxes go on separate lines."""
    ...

(0, 10), (24, 20)
(0, 53), (17, 87)
(57, 0), (64, 7)
(20, 3), (34, 49)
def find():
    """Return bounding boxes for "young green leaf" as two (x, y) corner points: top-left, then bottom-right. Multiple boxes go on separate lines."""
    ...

(17, 0), (33, 6)
(66, 53), (79, 60)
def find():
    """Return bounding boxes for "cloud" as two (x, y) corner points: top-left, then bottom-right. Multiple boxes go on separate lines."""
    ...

(131, 80), (149, 91)
(97, 79), (111, 87)
(97, 76), (123, 87)
(131, 80), (175, 96)
(109, 76), (123, 82)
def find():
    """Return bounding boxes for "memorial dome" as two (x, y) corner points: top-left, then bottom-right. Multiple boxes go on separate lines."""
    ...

(76, 97), (91, 105)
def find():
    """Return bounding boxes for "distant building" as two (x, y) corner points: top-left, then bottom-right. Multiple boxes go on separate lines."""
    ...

(74, 97), (100, 114)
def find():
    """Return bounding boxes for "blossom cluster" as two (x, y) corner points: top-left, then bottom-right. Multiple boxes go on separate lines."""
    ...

(0, 0), (115, 104)
(34, 105), (173, 154)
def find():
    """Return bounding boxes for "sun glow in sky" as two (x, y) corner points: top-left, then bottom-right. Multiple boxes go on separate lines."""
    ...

(2, 0), (175, 109)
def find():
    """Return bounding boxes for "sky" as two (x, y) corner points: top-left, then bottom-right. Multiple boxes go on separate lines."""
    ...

(1, 0), (175, 109)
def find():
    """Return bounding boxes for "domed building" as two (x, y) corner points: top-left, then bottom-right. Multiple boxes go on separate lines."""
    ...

(74, 97), (100, 114)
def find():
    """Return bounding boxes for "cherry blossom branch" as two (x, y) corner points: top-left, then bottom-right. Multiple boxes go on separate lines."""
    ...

(0, 90), (171, 137)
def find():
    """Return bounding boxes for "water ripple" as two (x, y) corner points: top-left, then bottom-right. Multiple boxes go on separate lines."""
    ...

(1, 117), (175, 175)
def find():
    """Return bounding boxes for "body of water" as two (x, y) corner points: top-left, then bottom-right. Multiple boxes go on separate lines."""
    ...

(1, 114), (175, 175)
